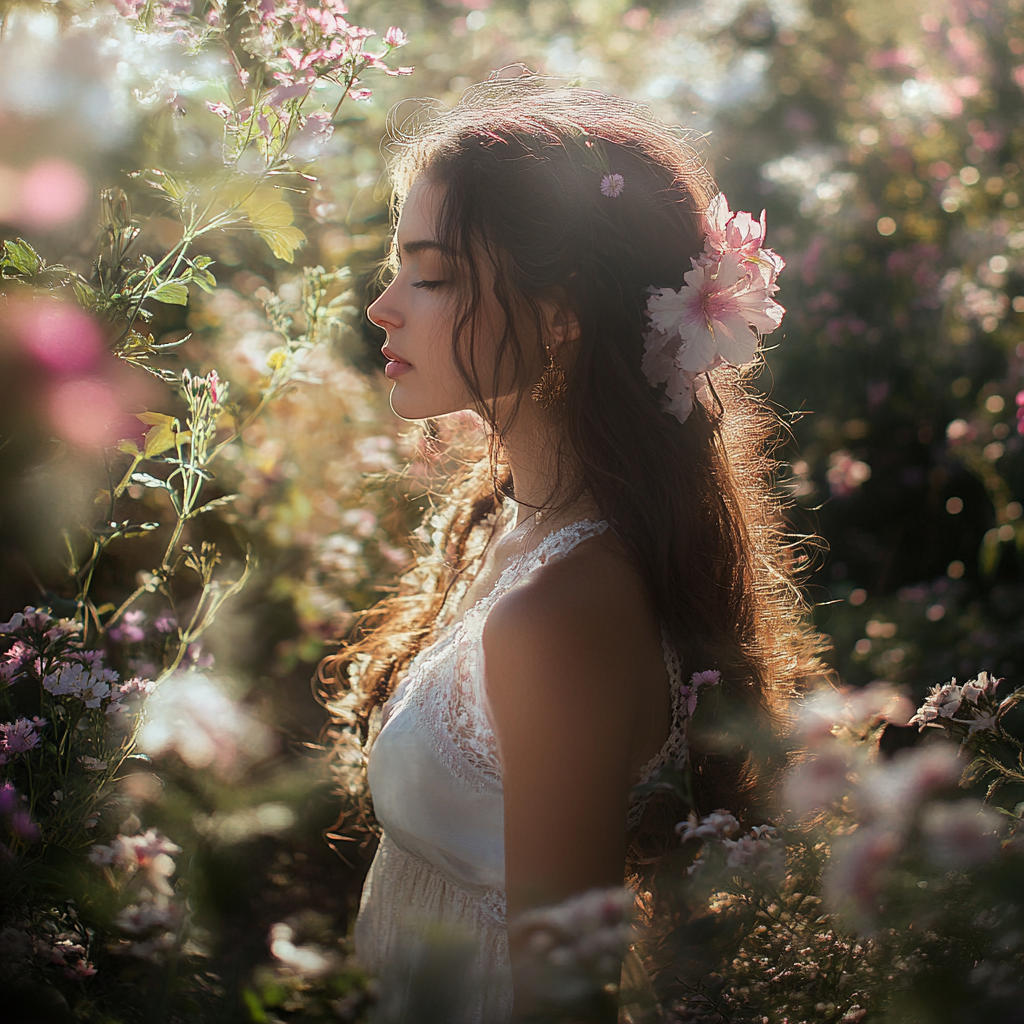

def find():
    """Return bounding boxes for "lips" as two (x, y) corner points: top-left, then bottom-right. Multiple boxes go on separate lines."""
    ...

(382, 345), (411, 367)
(382, 344), (413, 380)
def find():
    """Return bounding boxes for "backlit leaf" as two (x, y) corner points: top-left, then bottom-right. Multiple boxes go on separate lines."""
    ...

(150, 280), (189, 305)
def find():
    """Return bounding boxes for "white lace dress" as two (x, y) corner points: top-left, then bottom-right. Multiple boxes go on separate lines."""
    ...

(354, 516), (689, 1022)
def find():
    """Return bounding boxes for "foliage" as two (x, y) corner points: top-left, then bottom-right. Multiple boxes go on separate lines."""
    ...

(3, 0), (1024, 1020)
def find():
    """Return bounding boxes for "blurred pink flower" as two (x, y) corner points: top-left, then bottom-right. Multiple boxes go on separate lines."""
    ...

(383, 26), (408, 47)
(827, 449), (872, 498)
(823, 824), (901, 930)
(11, 300), (103, 374)
(783, 746), (851, 817)
(110, 609), (146, 644)
(18, 160), (89, 231)
(47, 377), (128, 449)
(920, 800), (1003, 867)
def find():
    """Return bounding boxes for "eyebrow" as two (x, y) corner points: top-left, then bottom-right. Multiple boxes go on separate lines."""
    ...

(399, 239), (453, 257)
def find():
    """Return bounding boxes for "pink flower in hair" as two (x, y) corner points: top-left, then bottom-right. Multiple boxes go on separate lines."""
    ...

(647, 252), (784, 373)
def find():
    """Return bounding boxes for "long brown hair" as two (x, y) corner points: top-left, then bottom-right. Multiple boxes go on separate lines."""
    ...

(319, 77), (826, 861)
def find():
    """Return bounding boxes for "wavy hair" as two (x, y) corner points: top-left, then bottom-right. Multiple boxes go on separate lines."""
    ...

(319, 77), (827, 877)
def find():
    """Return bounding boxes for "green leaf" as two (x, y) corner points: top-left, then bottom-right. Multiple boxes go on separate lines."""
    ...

(2, 238), (43, 277)
(150, 280), (190, 305)
(192, 268), (217, 292)
(256, 226), (306, 263)
(73, 279), (98, 308)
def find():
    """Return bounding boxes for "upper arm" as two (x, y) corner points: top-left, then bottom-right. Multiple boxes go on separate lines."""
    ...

(482, 546), (653, 919)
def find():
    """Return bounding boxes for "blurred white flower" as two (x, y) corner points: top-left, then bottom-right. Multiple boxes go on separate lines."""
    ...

(137, 671), (275, 778)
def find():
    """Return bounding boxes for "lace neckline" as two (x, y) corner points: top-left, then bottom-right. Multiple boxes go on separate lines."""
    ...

(442, 515), (610, 637)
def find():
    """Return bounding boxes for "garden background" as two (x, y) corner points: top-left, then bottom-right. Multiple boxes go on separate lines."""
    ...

(1, 0), (1023, 1021)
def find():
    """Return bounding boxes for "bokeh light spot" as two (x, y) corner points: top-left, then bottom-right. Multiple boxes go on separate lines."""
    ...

(20, 159), (89, 230)
(47, 377), (121, 447)
(15, 301), (102, 373)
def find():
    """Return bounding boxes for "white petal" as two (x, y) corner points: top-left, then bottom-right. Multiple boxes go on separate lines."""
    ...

(675, 323), (718, 373)
(711, 313), (760, 365)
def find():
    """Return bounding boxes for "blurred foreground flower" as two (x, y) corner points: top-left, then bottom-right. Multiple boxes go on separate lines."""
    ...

(137, 671), (276, 778)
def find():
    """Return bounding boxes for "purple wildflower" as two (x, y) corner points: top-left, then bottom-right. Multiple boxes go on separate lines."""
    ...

(600, 173), (625, 198)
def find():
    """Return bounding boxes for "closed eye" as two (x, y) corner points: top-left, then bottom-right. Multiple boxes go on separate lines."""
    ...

(412, 280), (446, 290)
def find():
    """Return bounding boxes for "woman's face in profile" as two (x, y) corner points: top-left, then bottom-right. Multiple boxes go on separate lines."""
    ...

(367, 177), (496, 421)
(368, 176), (545, 423)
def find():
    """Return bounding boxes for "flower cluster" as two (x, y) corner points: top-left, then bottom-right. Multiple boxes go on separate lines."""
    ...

(90, 828), (182, 895)
(677, 809), (785, 880)
(510, 887), (635, 1005)
(642, 193), (786, 424)
(258, 0), (411, 103)
(0, 717), (46, 763)
(42, 657), (124, 713)
(90, 828), (185, 958)
(908, 670), (1005, 735)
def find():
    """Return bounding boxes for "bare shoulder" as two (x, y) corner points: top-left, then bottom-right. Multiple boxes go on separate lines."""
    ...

(482, 530), (659, 708)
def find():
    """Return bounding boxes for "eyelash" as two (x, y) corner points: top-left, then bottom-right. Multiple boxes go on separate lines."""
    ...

(412, 280), (445, 291)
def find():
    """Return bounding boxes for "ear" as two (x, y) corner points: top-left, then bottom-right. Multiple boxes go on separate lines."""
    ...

(541, 288), (581, 349)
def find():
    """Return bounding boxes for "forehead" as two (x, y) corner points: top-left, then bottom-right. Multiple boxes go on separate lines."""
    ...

(396, 177), (443, 246)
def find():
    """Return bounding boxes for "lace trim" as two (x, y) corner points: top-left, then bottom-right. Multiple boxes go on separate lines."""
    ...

(381, 516), (690, 822)
(434, 519), (612, 794)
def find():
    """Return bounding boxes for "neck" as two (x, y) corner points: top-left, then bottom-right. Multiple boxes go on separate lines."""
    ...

(491, 397), (593, 530)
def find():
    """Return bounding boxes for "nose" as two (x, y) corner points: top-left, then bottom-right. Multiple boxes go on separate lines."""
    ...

(367, 282), (402, 332)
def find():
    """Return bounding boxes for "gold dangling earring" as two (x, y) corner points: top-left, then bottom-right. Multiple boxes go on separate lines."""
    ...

(531, 347), (566, 408)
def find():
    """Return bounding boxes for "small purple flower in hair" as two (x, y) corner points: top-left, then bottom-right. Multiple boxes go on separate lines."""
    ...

(600, 173), (625, 198)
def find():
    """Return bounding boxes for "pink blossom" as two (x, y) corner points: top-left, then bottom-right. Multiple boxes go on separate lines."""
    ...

(0, 641), (39, 683)
(722, 828), (784, 878)
(348, 87), (373, 101)
(678, 668), (721, 716)
(205, 101), (233, 119)
(110, 610), (146, 644)
(909, 682), (964, 730)
(646, 252), (785, 373)
(154, 615), (178, 634)
(291, 111), (335, 158)
(703, 192), (766, 260)
(0, 717), (46, 755)
(90, 829), (181, 895)
(0, 607), (53, 633)
(45, 618), (81, 641)
(823, 824), (901, 930)
(115, 898), (182, 935)
(383, 25), (408, 47)
(120, 676), (155, 697)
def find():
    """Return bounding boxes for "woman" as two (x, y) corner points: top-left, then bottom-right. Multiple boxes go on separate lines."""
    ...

(321, 75), (822, 1021)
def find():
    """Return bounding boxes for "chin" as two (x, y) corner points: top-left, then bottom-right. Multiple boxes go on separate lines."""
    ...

(389, 383), (467, 422)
